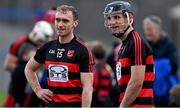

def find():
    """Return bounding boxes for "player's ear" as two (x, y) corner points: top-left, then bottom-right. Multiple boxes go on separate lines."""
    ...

(73, 20), (79, 27)
(128, 13), (134, 21)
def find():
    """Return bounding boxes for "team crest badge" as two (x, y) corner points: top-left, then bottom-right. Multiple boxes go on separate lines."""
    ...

(67, 50), (74, 58)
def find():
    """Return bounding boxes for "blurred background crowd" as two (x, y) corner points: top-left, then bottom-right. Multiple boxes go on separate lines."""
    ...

(0, 0), (180, 107)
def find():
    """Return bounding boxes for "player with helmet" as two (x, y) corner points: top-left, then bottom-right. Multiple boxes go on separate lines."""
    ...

(103, 1), (155, 107)
(29, 21), (54, 46)
(3, 21), (53, 107)
(4, 21), (53, 72)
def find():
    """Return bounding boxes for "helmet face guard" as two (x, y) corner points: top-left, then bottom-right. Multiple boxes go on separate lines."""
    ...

(103, 1), (134, 38)
(103, 1), (133, 28)
(104, 11), (125, 28)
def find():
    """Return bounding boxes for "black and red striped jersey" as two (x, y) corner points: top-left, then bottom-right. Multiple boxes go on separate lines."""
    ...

(93, 63), (112, 98)
(9, 35), (36, 57)
(92, 63), (113, 107)
(34, 36), (94, 107)
(116, 30), (155, 107)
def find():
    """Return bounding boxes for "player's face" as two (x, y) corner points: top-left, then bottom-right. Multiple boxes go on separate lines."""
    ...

(106, 13), (128, 34)
(143, 20), (160, 42)
(55, 11), (78, 37)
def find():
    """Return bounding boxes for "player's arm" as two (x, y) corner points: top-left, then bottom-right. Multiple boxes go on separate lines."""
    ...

(4, 42), (20, 72)
(81, 72), (93, 107)
(120, 65), (145, 107)
(25, 57), (53, 103)
(78, 44), (94, 107)
(3, 53), (18, 72)
(120, 33), (146, 107)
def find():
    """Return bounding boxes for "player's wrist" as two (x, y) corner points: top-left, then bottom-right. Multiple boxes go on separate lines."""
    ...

(33, 86), (42, 93)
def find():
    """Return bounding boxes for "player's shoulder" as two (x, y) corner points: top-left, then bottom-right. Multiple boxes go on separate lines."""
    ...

(130, 30), (152, 52)
(10, 35), (29, 52)
(75, 36), (88, 48)
(129, 30), (147, 46)
(75, 36), (92, 54)
(11, 35), (29, 46)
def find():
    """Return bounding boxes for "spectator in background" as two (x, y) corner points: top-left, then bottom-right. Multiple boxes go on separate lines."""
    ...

(88, 41), (114, 107)
(3, 21), (54, 107)
(143, 15), (179, 107)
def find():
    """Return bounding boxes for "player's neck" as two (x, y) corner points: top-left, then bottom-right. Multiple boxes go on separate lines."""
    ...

(120, 26), (134, 41)
(59, 33), (74, 44)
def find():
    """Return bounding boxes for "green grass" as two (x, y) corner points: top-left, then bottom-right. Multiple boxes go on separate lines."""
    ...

(0, 91), (7, 107)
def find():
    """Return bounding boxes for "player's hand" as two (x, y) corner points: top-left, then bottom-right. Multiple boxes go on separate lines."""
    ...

(36, 89), (53, 103)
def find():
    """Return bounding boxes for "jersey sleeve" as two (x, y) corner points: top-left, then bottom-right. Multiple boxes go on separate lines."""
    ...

(130, 32), (147, 65)
(9, 36), (29, 56)
(33, 45), (46, 64)
(79, 47), (94, 73)
(9, 43), (18, 56)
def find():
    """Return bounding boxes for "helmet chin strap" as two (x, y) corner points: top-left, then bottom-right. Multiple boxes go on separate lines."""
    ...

(112, 25), (130, 38)
(112, 12), (133, 38)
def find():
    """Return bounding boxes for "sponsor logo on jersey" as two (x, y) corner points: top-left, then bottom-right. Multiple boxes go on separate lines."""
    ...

(48, 64), (68, 82)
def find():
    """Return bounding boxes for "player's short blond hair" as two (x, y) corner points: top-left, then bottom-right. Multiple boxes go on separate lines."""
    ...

(57, 5), (78, 20)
